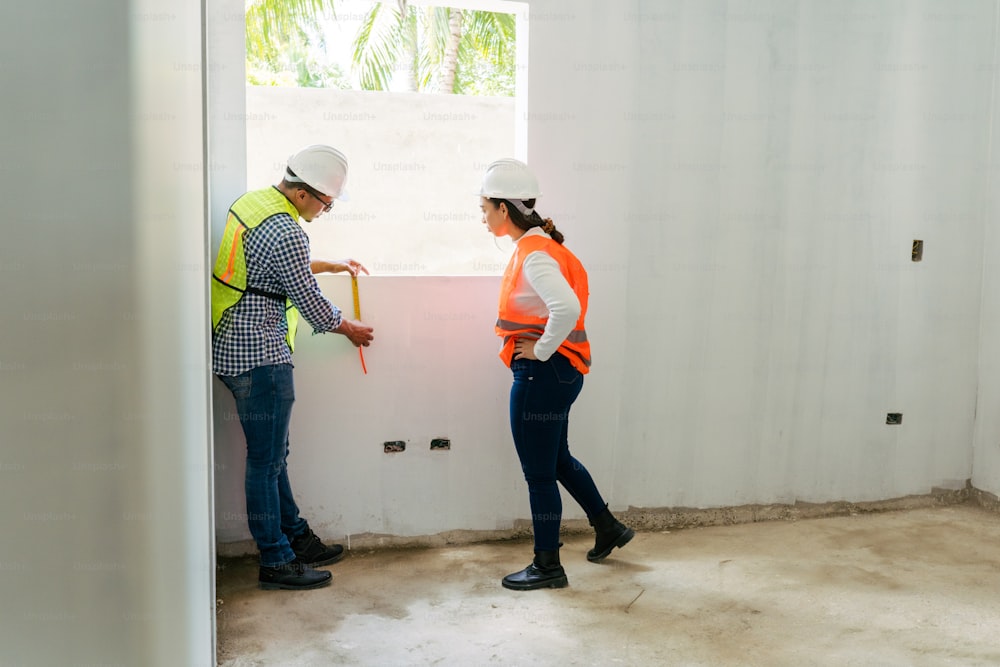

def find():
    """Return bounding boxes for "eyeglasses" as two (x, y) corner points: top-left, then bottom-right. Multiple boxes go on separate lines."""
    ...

(302, 188), (334, 212)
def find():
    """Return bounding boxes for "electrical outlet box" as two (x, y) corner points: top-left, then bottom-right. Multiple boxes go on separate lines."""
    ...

(886, 413), (903, 425)
(430, 438), (450, 451)
(384, 440), (406, 453)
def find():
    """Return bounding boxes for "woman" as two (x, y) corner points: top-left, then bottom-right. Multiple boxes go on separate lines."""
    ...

(478, 158), (634, 590)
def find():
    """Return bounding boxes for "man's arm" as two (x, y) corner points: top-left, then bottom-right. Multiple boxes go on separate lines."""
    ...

(310, 259), (369, 276)
(274, 231), (373, 346)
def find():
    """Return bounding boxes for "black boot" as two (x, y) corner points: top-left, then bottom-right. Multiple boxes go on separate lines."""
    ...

(587, 506), (634, 562)
(502, 550), (568, 590)
(258, 558), (332, 590)
(290, 528), (345, 567)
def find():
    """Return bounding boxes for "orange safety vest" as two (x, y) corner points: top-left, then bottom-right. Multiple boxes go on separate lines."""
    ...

(496, 234), (592, 374)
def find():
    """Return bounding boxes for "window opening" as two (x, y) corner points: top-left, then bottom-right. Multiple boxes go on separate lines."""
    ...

(244, 0), (528, 275)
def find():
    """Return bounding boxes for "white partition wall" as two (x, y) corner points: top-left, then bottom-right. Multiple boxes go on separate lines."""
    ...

(133, 0), (216, 664)
(0, 0), (214, 664)
(533, 0), (994, 509)
(215, 0), (1000, 547)
(973, 0), (1000, 499)
(213, 277), (523, 544)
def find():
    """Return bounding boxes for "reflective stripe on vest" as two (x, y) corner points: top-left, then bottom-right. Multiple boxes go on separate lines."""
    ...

(495, 234), (592, 374)
(211, 187), (301, 352)
(495, 320), (590, 343)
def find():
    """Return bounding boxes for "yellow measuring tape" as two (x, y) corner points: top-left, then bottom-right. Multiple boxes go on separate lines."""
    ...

(351, 275), (367, 374)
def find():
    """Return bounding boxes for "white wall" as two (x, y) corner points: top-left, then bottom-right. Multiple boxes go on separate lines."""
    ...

(533, 0), (995, 508)
(214, 277), (524, 542)
(215, 0), (1000, 549)
(973, 1), (1000, 498)
(1, 0), (214, 665)
(244, 87), (515, 275)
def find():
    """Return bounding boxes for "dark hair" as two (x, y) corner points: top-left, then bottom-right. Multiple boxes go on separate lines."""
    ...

(282, 168), (328, 200)
(489, 198), (565, 244)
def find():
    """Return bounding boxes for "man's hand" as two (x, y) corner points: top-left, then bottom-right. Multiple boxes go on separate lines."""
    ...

(335, 318), (374, 347)
(311, 259), (370, 276)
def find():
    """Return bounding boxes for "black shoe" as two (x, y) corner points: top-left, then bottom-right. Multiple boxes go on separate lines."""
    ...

(502, 550), (568, 590)
(587, 506), (634, 562)
(258, 558), (332, 590)
(290, 528), (345, 567)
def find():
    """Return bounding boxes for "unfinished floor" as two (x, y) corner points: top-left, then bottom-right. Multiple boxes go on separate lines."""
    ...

(216, 504), (1000, 666)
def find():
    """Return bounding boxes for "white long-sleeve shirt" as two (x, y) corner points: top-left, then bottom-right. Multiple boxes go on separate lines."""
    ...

(508, 227), (582, 361)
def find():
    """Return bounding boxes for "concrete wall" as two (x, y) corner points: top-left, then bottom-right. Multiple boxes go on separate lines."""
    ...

(973, 1), (1000, 499)
(1, 0), (214, 665)
(243, 87), (516, 276)
(213, 276), (520, 543)
(528, 0), (996, 510)
(215, 0), (1000, 548)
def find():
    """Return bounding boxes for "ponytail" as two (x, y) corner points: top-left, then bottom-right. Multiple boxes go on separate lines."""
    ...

(536, 215), (564, 244)
(491, 198), (566, 244)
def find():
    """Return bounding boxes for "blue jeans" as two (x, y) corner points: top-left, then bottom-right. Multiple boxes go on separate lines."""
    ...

(219, 363), (308, 567)
(509, 353), (607, 552)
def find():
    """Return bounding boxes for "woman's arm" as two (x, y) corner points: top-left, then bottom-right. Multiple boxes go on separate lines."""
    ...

(517, 251), (581, 361)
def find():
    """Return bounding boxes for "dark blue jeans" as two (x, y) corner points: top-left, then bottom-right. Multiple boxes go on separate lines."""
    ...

(509, 353), (607, 552)
(219, 363), (308, 567)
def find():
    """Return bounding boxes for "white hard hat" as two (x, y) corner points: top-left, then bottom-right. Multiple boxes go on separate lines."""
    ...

(477, 158), (541, 200)
(286, 144), (350, 200)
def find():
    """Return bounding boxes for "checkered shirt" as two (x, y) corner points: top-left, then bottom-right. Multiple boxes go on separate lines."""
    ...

(212, 212), (342, 376)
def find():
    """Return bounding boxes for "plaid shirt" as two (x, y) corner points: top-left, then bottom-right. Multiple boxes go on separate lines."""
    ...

(212, 210), (342, 376)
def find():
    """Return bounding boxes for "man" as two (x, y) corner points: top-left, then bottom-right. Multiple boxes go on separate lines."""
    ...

(212, 144), (374, 590)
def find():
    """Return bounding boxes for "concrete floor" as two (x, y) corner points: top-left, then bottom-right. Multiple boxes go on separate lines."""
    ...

(216, 505), (1000, 666)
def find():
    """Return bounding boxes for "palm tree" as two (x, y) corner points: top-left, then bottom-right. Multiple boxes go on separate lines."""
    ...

(351, 0), (420, 91)
(451, 9), (516, 96)
(245, 0), (516, 94)
(351, 2), (515, 95)
(438, 9), (463, 93)
(245, 0), (335, 68)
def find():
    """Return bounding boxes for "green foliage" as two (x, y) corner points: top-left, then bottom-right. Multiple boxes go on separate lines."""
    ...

(245, 0), (333, 66)
(245, 0), (516, 95)
(246, 0), (346, 88)
(247, 25), (352, 88)
(453, 10), (515, 96)
(352, 1), (417, 91)
(455, 44), (515, 97)
(351, 3), (515, 96)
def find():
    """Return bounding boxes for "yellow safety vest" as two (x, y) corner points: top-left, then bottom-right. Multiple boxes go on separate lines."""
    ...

(211, 187), (301, 352)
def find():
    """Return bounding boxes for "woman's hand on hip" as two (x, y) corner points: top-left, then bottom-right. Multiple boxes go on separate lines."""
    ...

(513, 339), (538, 360)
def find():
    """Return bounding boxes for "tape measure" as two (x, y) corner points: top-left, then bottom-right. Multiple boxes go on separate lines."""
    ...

(351, 275), (367, 375)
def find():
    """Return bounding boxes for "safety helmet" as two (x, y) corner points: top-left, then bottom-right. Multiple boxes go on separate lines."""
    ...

(477, 158), (541, 200)
(286, 144), (350, 200)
